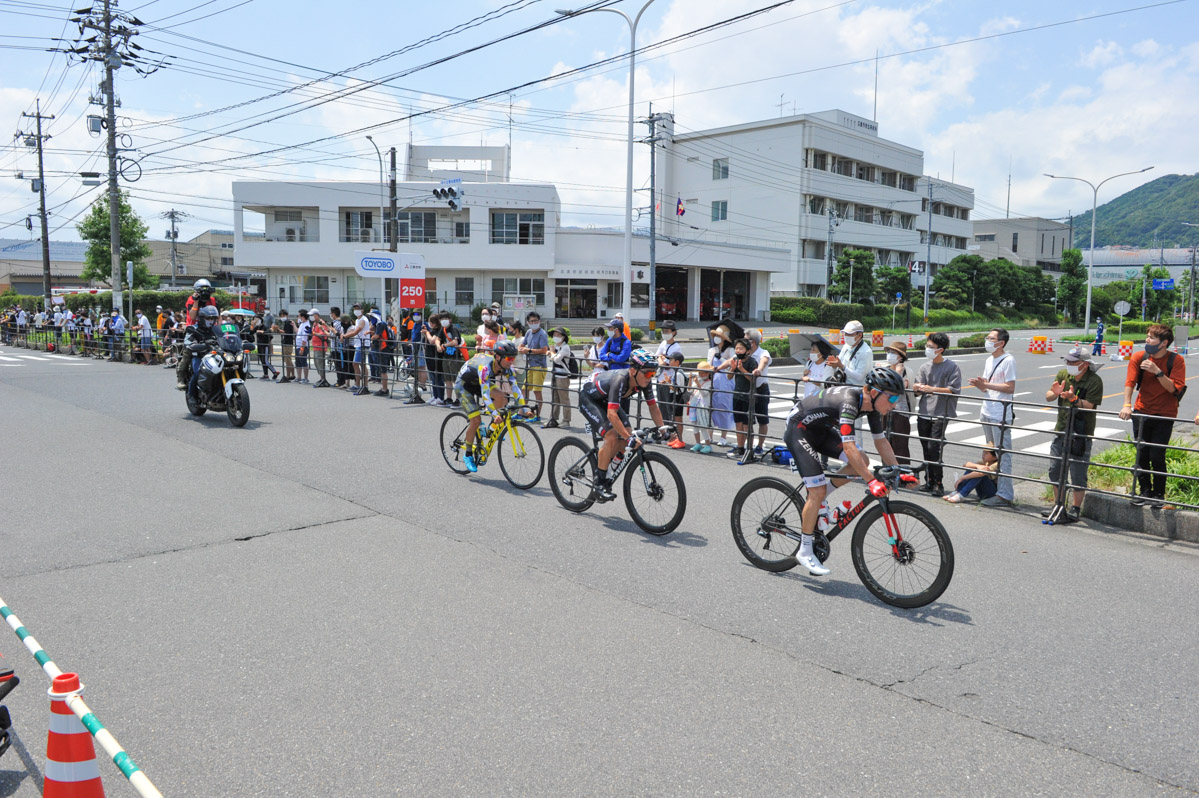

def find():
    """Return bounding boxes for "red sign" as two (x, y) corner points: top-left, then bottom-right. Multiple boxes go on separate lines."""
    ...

(399, 279), (425, 309)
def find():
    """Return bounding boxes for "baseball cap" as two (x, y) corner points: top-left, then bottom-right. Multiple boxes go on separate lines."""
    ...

(607, 317), (624, 329)
(309, 308), (320, 315)
(842, 320), (865, 335)
(1063, 347), (1093, 364)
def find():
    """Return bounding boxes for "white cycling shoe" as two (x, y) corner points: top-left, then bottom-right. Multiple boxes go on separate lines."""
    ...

(796, 552), (830, 576)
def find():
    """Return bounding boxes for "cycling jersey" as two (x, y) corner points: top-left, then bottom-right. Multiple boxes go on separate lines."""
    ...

(456, 353), (525, 416)
(579, 368), (656, 437)
(783, 385), (885, 488)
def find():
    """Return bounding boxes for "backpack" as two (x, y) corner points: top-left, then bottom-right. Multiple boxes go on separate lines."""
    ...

(567, 352), (580, 377)
(1135, 351), (1188, 401)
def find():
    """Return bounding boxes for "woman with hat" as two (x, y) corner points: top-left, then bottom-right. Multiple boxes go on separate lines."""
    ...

(884, 340), (913, 465)
(708, 323), (737, 446)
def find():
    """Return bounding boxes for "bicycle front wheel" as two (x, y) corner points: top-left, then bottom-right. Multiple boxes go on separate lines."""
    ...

(439, 411), (473, 475)
(499, 419), (545, 489)
(729, 476), (804, 572)
(623, 449), (686, 535)
(850, 501), (954, 609)
(547, 437), (596, 513)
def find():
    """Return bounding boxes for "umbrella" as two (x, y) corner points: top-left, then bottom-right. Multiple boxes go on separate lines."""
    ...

(706, 316), (744, 343)
(224, 308), (255, 317)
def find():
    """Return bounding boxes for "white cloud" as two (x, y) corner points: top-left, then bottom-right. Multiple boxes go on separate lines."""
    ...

(1081, 40), (1123, 68)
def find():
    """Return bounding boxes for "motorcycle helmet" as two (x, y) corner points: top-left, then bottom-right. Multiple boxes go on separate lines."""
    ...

(193, 278), (213, 298)
(198, 305), (220, 329)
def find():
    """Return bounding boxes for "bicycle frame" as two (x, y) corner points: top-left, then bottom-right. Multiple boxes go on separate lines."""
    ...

(474, 412), (531, 467)
(772, 466), (917, 556)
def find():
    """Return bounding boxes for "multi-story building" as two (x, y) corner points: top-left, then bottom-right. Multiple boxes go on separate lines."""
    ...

(912, 177), (974, 297)
(657, 109), (973, 300)
(144, 229), (266, 285)
(1086, 246), (1197, 285)
(0, 238), (88, 294)
(970, 217), (1070, 271)
(232, 145), (789, 323)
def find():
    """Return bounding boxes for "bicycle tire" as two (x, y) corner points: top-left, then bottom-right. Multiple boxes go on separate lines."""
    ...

(623, 449), (686, 535)
(729, 476), (805, 572)
(547, 436), (596, 513)
(850, 501), (954, 609)
(439, 411), (473, 475)
(498, 419), (545, 489)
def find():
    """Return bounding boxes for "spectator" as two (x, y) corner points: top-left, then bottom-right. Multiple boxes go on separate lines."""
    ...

(1044, 348), (1103, 522)
(1093, 317), (1105, 357)
(63, 307), (77, 355)
(401, 309), (424, 403)
(686, 361), (714, 453)
(275, 309), (295, 383)
(424, 312), (445, 405)
(727, 337), (759, 461)
(373, 310), (397, 398)
(584, 326), (605, 370)
(943, 448), (1000, 503)
(294, 309), (311, 384)
(309, 310), (332, 388)
(656, 320), (685, 441)
(883, 340), (912, 465)
(521, 311), (549, 422)
(328, 307), (348, 388)
(544, 326), (574, 428)
(254, 316), (279, 380)
(52, 304), (65, 351)
(611, 311), (631, 338)
(80, 310), (92, 355)
(107, 310), (126, 361)
(969, 327), (1017, 507)
(16, 307), (27, 345)
(801, 337), (836, 398)
(1119, 323), (1186, 506)
(746, 329), (772, 458)
(911, 331), (961, 497)
(828, 320), (872, 386)
(434, 312), (463, 406)
(155, 305), (168, 340)
(340, 303), (369, 395)
(132, 309), (154, 364)
(708, 323), (737, 447)
(598, 317), (631, 370)
(488, 301), (504, 329)
(476, 320), (502, 354)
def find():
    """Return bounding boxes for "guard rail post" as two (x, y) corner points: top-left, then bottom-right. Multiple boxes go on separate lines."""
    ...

(1044, 401), (1078, 524)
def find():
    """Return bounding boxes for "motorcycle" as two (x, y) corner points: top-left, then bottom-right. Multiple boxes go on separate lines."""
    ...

(185, 331), (252, 427)
(0, 651), (17, 760)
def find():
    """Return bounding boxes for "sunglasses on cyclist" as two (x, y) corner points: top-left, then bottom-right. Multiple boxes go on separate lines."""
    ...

(639, 370), (657, 380)
(884, 392), (900, 404)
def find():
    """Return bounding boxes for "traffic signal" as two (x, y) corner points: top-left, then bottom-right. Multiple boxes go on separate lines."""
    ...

(433, 186), (463, 211)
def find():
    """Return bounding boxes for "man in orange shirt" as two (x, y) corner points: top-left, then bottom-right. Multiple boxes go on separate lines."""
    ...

(1118, 324), (1186, 506)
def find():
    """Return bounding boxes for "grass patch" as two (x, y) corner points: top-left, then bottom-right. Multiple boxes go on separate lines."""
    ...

(1084, 433), (1199, 505)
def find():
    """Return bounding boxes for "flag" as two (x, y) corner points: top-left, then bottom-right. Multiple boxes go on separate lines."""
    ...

(676, 197), (685, 217)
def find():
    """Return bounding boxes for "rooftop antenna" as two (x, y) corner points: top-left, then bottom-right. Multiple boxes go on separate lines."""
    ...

(776, 93), (787, 118)
(873, 49), (879, 121)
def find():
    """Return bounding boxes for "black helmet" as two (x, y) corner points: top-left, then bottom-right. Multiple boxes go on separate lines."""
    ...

(865, 367), (905, 396)
(492, 341), (518, 360)
(198, 305), (220, 327)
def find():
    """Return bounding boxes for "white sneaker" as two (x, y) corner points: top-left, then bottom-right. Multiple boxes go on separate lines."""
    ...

(796, 552), (830, 576)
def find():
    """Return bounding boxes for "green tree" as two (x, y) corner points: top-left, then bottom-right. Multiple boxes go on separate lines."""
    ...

(1127, 264), (1178, 322)
(931, 254), (1001, 310)
(76, 190), (154, 289)
(874, 264), (911, 305)
(829, 249), (876, 304)
(1057, 248), (1087, 323)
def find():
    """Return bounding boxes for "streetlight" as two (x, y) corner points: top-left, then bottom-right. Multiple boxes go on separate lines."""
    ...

(557, 0), (661, 326)
(1183, 221), (1198, 322)
(365, 136), (386, 247)
(1043, 166), (1153, 335)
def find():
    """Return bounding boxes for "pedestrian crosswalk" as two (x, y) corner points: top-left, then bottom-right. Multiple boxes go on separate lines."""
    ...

(0, 350), (95, 367)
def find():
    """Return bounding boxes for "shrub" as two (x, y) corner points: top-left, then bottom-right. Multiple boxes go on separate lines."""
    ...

(629, 327), (645, 341)
(957, 333), (986, 348)
(761, 336), (792, 359)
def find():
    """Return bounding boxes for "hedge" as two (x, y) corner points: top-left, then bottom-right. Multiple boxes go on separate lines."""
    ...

(0, 289), (237, 314)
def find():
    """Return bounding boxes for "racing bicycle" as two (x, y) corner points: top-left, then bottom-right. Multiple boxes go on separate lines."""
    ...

(547, 427), (687, 536)
(440, 406), (545, 489)
(730, 464), (954, 608)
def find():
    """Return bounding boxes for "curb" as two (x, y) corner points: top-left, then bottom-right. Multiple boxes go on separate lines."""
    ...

(1081, 491), (1199, 543)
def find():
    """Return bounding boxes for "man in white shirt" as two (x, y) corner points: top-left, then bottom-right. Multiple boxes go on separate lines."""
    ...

(16, 308), (27, 344)
(968, 327), (1017, 506)
(747, 328), (773, 457)
(52, 306), (65, 351)
(295, 310), (312, 384)
(829, 319), (873, 444)
(340, 303), (370, 395)
(655, 320), (685, 443)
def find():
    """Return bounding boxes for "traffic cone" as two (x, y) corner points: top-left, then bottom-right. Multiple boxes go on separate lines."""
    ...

(44, 673), (105, 798)
(1047, 337), (1054, 353)
(1102, 343), (1108, 355)
(1027, 338), (1035, 353)
(908, 334), (913, 347)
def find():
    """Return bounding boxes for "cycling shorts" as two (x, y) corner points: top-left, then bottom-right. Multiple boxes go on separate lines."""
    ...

(783, 422), (848, 489)
(579, 383), (628, 438)
(458, 389), (482, 419)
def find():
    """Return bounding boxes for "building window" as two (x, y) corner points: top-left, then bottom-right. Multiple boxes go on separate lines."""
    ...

(606, 282), (622, 309)
(454, 221), (470, 241)
(900, 175), (916, 192)
(394, 211), (437, 244)
(711, 200), (728, 222)
(221, 242), (233, 249)
(856, 164), (876, 182)
(455, 277), (474, 307)
(220, 257), (233, 266)
(490, 211), (545, 245)
(810, 151), (827, 171)
(280, 275), (329, 305)
(808, 196), (825, 215)
(1012, 233), (1019, 252)
(344, 210), (373, 243)
(273, 209), (302, 223)
(975, 234), (995, 242)
(712, 158), (729, 180)
(491, 277), (546, 307)
(833, 158), (853, 177)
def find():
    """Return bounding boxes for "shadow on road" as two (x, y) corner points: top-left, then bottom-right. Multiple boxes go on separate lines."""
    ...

(0, 728), (44, 797)
(179, 413), (270, 431)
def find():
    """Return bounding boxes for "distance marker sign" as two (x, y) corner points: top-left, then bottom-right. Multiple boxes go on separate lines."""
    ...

(353, 251), (427, 308)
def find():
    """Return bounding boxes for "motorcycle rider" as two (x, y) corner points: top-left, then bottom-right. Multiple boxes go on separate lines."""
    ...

(185, 306), (221, 399)
(177, 279), (218, 389)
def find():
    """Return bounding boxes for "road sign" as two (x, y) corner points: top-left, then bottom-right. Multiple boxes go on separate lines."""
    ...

(1114, 300), (1132, 316)
(1152, 278), (1175, 290)
(354, 251), (427, 308)
(896, 292), (902, 300)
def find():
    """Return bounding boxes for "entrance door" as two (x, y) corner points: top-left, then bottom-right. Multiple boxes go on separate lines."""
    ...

(569, 288), (597, 318)
(656, 266), (688, 321)
(555, 285), (570, 317)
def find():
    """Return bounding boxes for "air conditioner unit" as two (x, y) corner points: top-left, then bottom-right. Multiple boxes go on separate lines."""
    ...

(285, 228), (297, 242)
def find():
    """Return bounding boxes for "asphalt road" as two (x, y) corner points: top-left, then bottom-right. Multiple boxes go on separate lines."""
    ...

(1, 344), (1198, 796)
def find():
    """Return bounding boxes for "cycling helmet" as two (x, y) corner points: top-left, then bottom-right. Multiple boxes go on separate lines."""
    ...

(197, 305), (220, 328)
(628, 348), (655, 370)
(865, 366), (905, 396)
(492, 340), (518, 360)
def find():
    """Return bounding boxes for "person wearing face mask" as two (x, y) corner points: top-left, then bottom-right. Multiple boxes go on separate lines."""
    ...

(801, 337), (836, 398)
(598, 317), (632, 370)
(655, 320), (685, 441)
(1044, 348), (1103, 521)
(707, 324), (737, 447)
(883, 340), (912, 466)
(520, 311), (549, 422)
(1119, 324), (1186, 506)
(584, 326), (606, 371)
(911, 331), (961, 497)
(132, 309), (154, 364)
(968, 328), (1017, 507)
(339, 304), (369, 395)
(543, 327), (574, 428)
(107, 309), (126, 362)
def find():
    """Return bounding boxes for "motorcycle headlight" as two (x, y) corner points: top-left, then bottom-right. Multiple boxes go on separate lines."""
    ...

(223, 352), (234, 362)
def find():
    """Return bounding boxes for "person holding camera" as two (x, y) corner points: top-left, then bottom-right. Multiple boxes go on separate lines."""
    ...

(1043, 348), (1103, 522)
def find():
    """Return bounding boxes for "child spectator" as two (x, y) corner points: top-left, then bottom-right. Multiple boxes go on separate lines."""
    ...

(687, 360), (714, 453)
(943, 449), (1000, 503)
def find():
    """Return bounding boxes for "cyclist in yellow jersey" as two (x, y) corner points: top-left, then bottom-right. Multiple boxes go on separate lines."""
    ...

(455, 341), (526, 472)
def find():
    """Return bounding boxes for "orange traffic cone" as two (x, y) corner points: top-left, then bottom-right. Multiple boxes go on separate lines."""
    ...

(1027, 338), (1036, 353)
(908, 334), (913, 347)
(44, 673), (105, 797)
(1047, 337), (1054, 353)
(1102, 343), (1108, 355)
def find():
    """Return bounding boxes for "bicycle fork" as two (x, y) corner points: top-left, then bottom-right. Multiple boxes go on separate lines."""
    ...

(876, 497), (912, 563)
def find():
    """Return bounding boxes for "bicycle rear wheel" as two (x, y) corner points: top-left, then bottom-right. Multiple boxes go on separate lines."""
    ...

(623, 449), (686, 535)
(850, 501), (954, 609)
(547, 437), (596, 513)
(439, 411), (473, 475)
(499, 419), (545, 489)
(729, 476), (804, 572)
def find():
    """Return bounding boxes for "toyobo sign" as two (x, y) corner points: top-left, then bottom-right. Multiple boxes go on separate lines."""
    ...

(353, 251), (427, 308)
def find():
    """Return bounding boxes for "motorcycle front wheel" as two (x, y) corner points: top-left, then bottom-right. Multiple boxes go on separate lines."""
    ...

(227, 383), (250, 427)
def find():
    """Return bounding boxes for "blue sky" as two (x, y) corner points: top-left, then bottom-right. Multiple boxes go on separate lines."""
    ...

(1, 0), (1196, 242)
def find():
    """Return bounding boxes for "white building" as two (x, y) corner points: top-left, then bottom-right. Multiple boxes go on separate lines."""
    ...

(970, 217), (1071, 271)
(232, 145), (788, 324)
(657, 109), (973, 300)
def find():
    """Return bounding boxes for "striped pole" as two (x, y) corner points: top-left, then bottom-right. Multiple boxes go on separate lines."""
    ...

(0, 596), (163, 798)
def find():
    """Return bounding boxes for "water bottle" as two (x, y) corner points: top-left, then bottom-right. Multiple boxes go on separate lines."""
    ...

(816, 500), (832, 533)
(830, 499), (853, 528)
(611, 450), (625, 475)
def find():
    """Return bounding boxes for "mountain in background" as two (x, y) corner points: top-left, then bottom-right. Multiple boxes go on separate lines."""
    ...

(1071, 173), (1199, 249)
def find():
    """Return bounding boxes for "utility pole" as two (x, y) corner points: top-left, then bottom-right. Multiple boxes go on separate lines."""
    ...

(642, 104), (669, 332)
(20, 100), (54, 311)
(924, 178), (933, 322)
(161, 209), (186, 287)
(388, 147), (397, 313)
(825, 206), (840, 298)
(103, 0), (122, 311)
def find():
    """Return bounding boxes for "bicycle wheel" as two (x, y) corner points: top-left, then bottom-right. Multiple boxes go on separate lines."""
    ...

(850, 501), (954, 609)
(498, 419), (545, 489)
(547, 437), (596, 513)
(439, 411), (473, 475)
(622, 449), (686, 535)
(729, 476), (805, 572)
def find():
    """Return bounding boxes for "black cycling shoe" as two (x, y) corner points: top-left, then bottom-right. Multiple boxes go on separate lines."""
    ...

(593, 480), (617, 503)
